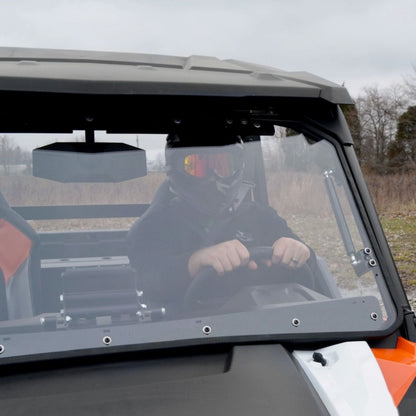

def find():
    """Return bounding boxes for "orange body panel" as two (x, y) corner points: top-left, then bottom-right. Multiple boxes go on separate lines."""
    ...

(373, 337), (416, 406)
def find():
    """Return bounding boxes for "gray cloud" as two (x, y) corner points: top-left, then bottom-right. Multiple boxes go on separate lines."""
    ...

(0, 0), (414, 96)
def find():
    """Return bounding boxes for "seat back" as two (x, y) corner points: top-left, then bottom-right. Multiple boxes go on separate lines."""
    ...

(0, 191), (40, 320)
(141, 180), (174, 217)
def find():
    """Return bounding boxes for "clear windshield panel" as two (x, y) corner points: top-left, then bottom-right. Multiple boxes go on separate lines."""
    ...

(0, 129), (395, 360)
(262, 133), (393, 318)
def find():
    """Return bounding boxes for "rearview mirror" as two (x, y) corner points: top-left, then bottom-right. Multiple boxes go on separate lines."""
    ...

(33, 142), (147, 182)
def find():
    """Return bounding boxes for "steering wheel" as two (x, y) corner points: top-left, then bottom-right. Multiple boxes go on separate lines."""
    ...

(183, 246), (315, 311)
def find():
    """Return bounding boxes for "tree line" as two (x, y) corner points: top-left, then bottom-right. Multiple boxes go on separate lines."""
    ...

(342, 73), (416, 173)
(0, 135), (31, 175)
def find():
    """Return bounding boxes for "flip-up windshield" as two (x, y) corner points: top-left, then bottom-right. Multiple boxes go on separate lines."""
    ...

(0, 128), (395, 361)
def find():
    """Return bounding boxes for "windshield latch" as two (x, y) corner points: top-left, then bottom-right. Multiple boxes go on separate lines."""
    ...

(312, 352), (327, 366)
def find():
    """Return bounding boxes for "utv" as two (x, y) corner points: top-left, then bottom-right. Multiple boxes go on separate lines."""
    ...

(0, 47), (414, 415)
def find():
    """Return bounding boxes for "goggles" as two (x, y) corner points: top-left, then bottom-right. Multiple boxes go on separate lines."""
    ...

(182, 152), (241, 179)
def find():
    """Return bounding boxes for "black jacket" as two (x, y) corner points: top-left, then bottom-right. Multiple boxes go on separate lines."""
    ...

(127, 197), (317, 307)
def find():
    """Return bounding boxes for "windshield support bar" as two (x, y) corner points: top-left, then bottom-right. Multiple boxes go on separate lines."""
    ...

(323, 170), (373, 277)
(324, 170), (355, 258)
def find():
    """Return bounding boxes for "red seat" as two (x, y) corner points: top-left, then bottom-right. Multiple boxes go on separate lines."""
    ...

(0, 192), (39, 320)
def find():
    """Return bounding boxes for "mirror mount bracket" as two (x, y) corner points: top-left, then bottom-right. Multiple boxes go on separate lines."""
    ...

(85, 128), (95, 146)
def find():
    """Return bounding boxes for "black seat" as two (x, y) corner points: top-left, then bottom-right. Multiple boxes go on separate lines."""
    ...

(0, 191), (40, 320)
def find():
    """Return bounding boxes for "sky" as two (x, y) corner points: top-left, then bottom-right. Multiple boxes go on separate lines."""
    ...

(0, 0), (415, 98)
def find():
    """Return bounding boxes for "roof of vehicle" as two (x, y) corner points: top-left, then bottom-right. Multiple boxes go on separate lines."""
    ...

(0, 47), (353, 104)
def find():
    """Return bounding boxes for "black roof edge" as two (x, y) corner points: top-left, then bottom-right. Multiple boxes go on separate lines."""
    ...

(0, 47), (354, 105)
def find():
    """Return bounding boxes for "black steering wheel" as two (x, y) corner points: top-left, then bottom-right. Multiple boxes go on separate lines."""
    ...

(183, 246), (315, 311)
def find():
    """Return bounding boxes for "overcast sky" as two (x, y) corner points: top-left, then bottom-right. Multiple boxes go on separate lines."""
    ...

(0, 0), (415, 97)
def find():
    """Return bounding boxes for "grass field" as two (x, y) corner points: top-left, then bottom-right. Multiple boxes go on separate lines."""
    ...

(380, 215), (416, 290)
(365, 171), (416, 292)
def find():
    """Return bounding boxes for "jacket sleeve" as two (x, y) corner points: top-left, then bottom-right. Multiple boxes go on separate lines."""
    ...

(239, 203), (319, 278)
(263, 204), (319, 278)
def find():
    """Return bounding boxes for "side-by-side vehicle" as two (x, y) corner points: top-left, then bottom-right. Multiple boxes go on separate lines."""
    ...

(0, 47), (415, 415)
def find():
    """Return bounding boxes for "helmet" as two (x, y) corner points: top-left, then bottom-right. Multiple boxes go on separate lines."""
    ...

(165, 132), (245, 216)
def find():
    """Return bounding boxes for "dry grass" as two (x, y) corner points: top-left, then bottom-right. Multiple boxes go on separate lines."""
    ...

(365, 172), (416, 216)
(0, 172), (165, 206)
(267, 171), (332, 217)
(0, 172), (166, 231)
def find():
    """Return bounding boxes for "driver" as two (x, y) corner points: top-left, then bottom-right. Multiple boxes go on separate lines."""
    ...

(127, 132), (317, 309)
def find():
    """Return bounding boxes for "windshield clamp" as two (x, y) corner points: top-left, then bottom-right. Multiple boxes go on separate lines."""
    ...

(351, 248), (378, 277)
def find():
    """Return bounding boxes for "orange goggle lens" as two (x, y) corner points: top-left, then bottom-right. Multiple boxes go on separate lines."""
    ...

(183, 153), (237, 178)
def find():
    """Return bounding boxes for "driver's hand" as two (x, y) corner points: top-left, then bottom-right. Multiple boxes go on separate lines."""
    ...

(188, 239), (258, 278)
(264, 237), (310, 269)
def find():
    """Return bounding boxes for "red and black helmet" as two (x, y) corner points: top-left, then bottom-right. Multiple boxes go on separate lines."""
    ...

(165, 132), (245, 216)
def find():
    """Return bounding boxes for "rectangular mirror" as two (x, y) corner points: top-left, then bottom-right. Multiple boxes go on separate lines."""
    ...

(32, 142), (147, 182)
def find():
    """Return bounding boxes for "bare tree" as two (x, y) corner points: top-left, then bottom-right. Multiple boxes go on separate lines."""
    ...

(394, 105), (416, 168)
(403, 65), (416, 104)
(355, 84), (408, 171)
(0, 135), (31, 175)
